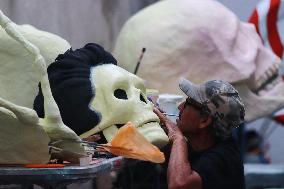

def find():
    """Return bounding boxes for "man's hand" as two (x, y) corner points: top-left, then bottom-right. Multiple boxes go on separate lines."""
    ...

(153, 107), (184, 142)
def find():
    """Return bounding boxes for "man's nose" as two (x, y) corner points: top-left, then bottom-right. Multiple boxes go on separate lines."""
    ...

(178, 102), (185, 111)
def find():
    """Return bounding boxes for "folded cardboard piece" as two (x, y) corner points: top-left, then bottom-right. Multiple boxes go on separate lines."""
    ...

(103, 122), (165, 164)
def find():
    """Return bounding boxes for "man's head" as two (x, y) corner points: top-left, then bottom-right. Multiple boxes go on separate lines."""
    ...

(178, 78), (245, 139)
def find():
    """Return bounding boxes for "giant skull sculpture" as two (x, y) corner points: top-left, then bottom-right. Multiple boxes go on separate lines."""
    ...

(0, 11), (86, 164)
(113, 0), (284, 122)
(0, 22), (70, 108)
(34, 43), (169, 148)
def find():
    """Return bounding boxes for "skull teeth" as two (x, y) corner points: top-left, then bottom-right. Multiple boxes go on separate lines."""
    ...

(254, 61), (280, 93)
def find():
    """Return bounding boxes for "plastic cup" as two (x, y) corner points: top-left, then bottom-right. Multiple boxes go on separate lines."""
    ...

(158, 94), (184, 122)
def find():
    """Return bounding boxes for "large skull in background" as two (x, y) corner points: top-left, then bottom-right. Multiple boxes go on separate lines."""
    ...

(0, 11), (85, 164)
(113, 0), (284, 122)
(34, 44), (169, 148)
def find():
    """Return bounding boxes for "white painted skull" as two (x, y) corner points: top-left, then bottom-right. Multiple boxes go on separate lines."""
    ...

(80, 64), (169, 148)
(113, 0), (284, 122)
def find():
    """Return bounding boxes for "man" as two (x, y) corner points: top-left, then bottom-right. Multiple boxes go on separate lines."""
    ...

(154, 78), (245, 189)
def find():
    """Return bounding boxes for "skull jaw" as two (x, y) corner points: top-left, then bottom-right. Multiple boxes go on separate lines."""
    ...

(137, 122), (169, 148)
(99, 122), (169, 149)
(235, 82), (284, 122)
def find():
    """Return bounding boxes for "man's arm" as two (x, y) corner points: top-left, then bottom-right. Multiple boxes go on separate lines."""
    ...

(166, 122), (202, 189)
(154, 108), (202, 189)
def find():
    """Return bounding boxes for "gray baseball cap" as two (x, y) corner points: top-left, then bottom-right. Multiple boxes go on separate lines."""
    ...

(179, 78), (245, 130)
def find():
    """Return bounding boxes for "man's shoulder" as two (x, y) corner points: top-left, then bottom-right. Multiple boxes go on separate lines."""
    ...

(197, 137), (243, 170)
(208, 137), (240, 155)
(192, 138), (245, 189)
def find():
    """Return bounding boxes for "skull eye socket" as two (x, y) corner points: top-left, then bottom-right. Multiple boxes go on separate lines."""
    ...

(114, 89), (128, 100)
(140, 93), (147, 103)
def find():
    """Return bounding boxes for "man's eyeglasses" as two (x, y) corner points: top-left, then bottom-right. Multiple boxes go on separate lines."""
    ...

(184, 98), (202, 109)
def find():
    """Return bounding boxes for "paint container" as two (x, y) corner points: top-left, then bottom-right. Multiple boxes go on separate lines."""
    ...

(158, 94), (183, 122)
(79, 155), (92, 166)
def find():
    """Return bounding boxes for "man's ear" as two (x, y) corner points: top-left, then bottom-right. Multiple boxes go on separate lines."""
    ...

(199, 115), (212, 129)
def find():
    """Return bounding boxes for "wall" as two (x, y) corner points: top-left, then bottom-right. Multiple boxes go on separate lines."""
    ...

(0, 0), (157, 50)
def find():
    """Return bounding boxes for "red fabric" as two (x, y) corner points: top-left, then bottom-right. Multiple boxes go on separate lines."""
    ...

(267, 0), (283, 58)
(249, 9), (261, 36)
(249, 0), (284, 125)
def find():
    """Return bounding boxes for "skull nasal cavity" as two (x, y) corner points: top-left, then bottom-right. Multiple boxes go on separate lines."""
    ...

(114, 89), (128, 99)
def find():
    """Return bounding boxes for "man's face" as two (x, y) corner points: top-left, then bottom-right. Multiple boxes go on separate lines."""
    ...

(176, 99), (203, 135)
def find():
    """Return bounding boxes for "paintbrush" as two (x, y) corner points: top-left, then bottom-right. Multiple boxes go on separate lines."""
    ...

(162, 113), (179, 117)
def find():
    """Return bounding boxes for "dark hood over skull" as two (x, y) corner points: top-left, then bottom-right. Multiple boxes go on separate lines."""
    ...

(34, 43), (116, 136)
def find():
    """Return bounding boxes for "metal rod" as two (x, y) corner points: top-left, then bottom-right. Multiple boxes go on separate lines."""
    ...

(134, 47), (146, 74)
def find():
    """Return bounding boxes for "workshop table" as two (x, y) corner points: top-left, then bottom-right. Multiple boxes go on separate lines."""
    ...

(0, 157), (123, 189)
